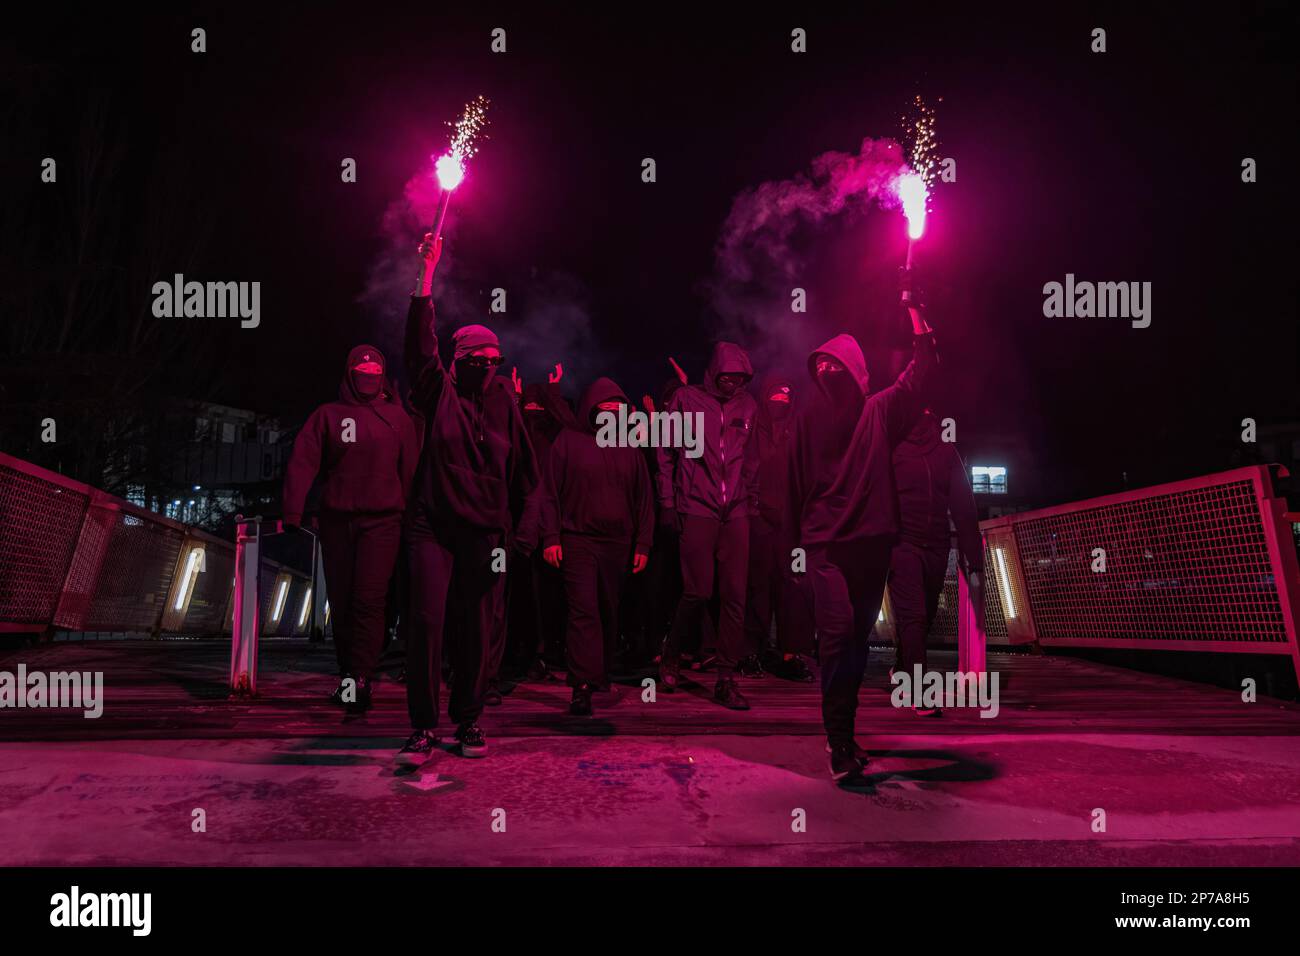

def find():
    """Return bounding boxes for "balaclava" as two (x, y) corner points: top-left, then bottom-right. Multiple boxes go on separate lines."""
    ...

(346, 344), (386, 402)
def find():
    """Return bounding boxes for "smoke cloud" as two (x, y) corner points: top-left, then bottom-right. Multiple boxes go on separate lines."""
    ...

(357, 163), (607, 395)
(705, 137), (911, 376)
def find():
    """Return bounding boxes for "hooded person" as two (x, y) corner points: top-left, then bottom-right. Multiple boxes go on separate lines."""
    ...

(396, 234), (539, 765)
(655, 341), (759, 710)
(887, 408), (983, 715)
(538, 376), (654, 715)
(505, 376), (578, 684)
(787, 303), (936, 786)
(282, 343), (417, 713)
(741, 374), (815, 682)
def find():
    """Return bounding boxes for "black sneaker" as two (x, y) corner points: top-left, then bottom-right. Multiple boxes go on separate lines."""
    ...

(825, 740), (871, 764)
(828, 742), (867, 785)
(713, 677), (750, 711)
(658, 638), (681, 693)
(345, 676), (372, 714)
(455, 722), (487, 758)
(484, 681), (503, 707)
(570, 684), (594, 716)
(525, 657), (550, 682)
(767, 653), (815, 682)
(737, 654), (766, 678)
(396, 730), (438, 768)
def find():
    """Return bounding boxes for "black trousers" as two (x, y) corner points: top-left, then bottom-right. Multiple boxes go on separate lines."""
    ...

(744, 515), (814, 658)
(317, 511), (403, 682)
(889, 542), (949, 674)
(668, 512), (749, 676)
(808, 538), (893, 745)
(510, 550), (566, 667)
(405, 509), (505, 730)
(561, 534), (631, 687)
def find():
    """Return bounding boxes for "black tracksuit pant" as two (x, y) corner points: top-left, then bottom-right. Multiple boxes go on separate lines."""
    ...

(405, 508), (505, 730)
(667, 512), (749, 676)
(561, 534), (630, 688)
(744, 515), (814, 658)
(318, 510), (403, 682)
(889, 541), (949, 675)
(808, 538), (893, 746)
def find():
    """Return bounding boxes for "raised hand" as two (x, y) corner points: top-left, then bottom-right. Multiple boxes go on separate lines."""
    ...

(418, 233), (443, 268)
(668, 357), (687, 385)
(415, 233), (442, 296)
(511, 366), (523, 395)
(548, 363), (563, 384)
(641, 394), (655, 414)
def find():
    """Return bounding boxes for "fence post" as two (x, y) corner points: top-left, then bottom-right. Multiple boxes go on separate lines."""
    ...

(230, 516), (261, 697)
(958, 567), (987, 674)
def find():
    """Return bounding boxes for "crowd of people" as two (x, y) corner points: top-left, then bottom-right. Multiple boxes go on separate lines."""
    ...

(282, 232), (984, 787)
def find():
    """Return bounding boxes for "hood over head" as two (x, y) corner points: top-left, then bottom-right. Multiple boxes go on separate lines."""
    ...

(579, 376), (631, 433)
(703, 341), (754, 399)
(807, 333), (869, 400)
(340, 343), (389, 404)
(450, 324), (501, 392)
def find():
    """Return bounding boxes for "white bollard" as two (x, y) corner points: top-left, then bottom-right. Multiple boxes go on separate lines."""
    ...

(230, 517), (262, 697)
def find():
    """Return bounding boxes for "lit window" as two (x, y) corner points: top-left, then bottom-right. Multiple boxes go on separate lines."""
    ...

(972, 465), (1008, 495)
(298, 588), (312, 629)
(993, 547), (1016, 619)
(271, 580), (289, 623)
(174, 547), (204, 611)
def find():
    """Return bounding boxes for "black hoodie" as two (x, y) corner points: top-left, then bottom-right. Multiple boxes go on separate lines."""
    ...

(654, 341), (759, 519)
(514, 381), (578, 554)
(538, 377), (654, 554)
(787, 330), (936, 548)
(404, 295), (538, 531)
(752, 373), (796, 528)
(282, 344), (418, 524)
(893, 410), (983, 571)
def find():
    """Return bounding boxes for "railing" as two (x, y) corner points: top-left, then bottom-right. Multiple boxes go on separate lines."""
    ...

(6, 450), (1298, 683)
(976, 465), (1300, 680)
(0, 451), (313, 640)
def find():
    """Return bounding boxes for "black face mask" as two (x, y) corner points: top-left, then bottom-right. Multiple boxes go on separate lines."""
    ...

(768, 398), (792, 421)
(455, 360), (495, 392)
(818, 369), (858, 405)
(351, 371), (383, 400)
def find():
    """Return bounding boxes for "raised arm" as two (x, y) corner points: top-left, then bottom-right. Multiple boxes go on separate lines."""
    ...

(404, 233), (446, 411)
(878, 306), (937, 444)
(543, 364), (579, 430)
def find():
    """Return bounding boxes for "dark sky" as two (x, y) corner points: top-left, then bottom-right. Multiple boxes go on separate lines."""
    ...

(6, 3), (1298, 502)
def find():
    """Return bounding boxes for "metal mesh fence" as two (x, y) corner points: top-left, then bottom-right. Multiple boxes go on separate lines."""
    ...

(60, 499), (186, 632)
(0, 461), (89, 626)
(1010, 476), (1290, 644)
(928, 541), (1010, 644)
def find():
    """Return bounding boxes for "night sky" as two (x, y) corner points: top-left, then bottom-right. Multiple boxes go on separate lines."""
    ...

(5, 4), (1297, 503)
